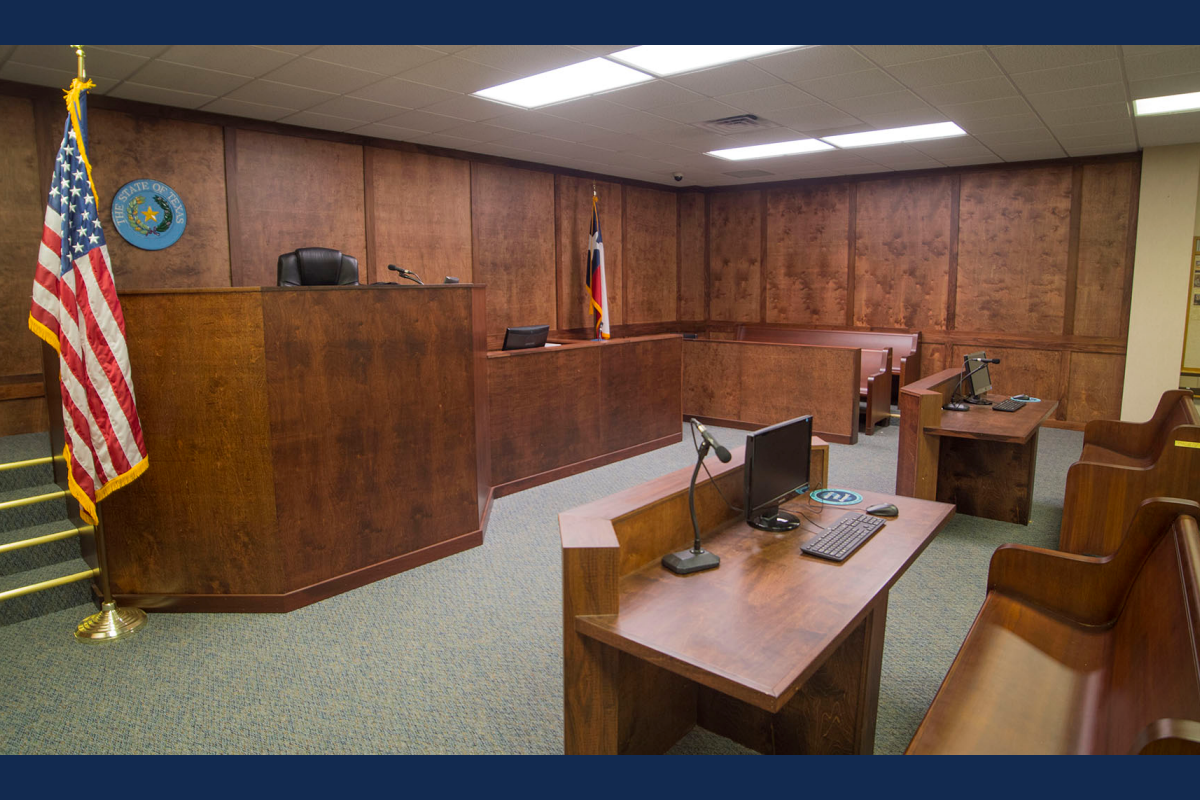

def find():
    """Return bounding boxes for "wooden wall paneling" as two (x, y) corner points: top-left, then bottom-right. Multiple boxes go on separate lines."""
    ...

(600, 338), (682, 453)
(846, 183), (857, 328)
(682, 340), (745, 422)
(708, 191), (762, 322)
(263, 287), (480, 591)
(945, 175), (961, 331)
(623, 186), (678, 324)
(1074, 161), (1137, 339)
(678, 192), (706, 321)
(99, 290), (284, 596)
(1067, 351), (1127, 423)
(764, 183), (850, 326)
(950, 344), (1065, 413)
(557, 175), (623, 331)
(88, 109), (231, 290)
(1062, 165), (1084, 335)
(854, 176), (953, 330)
(229, 130), (366, 287)
(488, 347), (602, 486)
(368, 147), (472, 287)
(472, 162), (556, 346)
(919, 343), (950, 378)
(955, 166), (1073, 334)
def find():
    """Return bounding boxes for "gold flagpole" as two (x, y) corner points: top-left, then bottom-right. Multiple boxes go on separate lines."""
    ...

(62, 45), (148, 642)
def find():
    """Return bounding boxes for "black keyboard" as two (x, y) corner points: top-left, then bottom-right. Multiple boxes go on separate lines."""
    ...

(992, 397), (1027, 412)
(801, 512), (887, 562)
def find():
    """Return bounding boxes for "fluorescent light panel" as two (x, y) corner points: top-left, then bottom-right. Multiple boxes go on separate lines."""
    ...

(707, 138), (834, 161)
(1134, 91), (1200, 116)
(821, 122), (967, 148)
(473, 58), (652, 108)
(610, 45), (803, 77)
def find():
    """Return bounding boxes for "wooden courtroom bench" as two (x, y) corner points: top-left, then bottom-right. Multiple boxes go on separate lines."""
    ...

(1059, 389), (1200, 555)
(906, 499), (1200, 755)
(736, 325), (920, 396)
(860, 347), (892, 435)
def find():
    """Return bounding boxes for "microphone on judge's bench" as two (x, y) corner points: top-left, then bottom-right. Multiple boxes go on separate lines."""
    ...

(388, 264), (425, 285)
(691, 418), (731, 463)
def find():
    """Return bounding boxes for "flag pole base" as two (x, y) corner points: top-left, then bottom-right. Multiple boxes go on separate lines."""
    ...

(74, 601), (146, 643)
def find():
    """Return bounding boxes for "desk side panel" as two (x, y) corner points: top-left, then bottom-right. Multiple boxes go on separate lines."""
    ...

(102, 290), (285, 596)
(263, 287), (480, 591)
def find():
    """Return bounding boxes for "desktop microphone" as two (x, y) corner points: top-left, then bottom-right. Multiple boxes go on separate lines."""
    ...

(969, 357), (1001, 364)
(388, 264), (425, 285)
(692, 419), (731, 463)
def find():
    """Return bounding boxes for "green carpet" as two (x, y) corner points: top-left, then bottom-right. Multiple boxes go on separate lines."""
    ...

(0, 420), (1078, 754)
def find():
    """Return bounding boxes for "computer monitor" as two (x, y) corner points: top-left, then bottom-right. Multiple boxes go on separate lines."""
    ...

(502, 324), (550, 351)
(964, 350), (992, 401)
(744, 415), (813, 532)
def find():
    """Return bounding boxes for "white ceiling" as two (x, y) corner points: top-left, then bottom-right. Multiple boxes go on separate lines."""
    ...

(3, 44), (1199, 187)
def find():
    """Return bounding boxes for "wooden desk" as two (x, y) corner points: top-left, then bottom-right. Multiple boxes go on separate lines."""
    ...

(897, 368), (1058, 525)
(560, 447), (954, 754)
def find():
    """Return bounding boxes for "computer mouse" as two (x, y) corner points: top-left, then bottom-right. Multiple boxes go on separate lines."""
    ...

(1012, 394), (1032, 402)
(866, 503), (899, 518)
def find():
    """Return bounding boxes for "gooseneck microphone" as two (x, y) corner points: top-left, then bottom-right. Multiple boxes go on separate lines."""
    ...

(692, 419), (731, 463)
(388, 264), (425, 285)
(944, 357), (1002, 411)
(969, 357), (1001, 364)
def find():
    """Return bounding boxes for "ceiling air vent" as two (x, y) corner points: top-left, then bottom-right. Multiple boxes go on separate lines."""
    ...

(693, 114), (780, 135)
(723, 169), (774, 179)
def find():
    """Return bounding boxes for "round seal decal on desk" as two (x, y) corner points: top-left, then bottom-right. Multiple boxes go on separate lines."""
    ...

(810, 489), (864, 506)
(110, 179), (186, 250)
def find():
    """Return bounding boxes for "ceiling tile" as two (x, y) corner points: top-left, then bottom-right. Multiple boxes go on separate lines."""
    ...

(915, 77), (1018, 106)
(1037, 102), (1131, 126)
(538, 96), (628, 123)
(1025, 83), (1128, 111)
(1130, 74), (1200, 100)
(0, 61), (118, 93)
(1064, 144), (1139, 157)
(275, 111), (362, 132)
(226, 79), (336, 110)
(377, 109), (465, 133)
(593, 110), (690, 136)
(420, 95), (510, 122)
(854, 108), (948, 128)
(667, 62), (782, 96)
(833, 90), (931, 116)
(485, 111), (562, 134)
(394, 56), (518, 94)
(906, 138), (995, 158)
(988, 45), (1119, 73)
(652, 99), (743, 124)
(886, 51), (1002, 87)
(1124, 48), (1200, 81)
(715, 84), (820, 114)
(532, 118), (615, 143)
(959, 113), (1047, 134)
(853, 45), (983, 67)
(1008, 60), (1123, 95)
(305, 95), (403, 123)
(438, 122), (516, 143)
(155, 45), (295, 77)
(107, 82), (216, 110)
(717, 127), (821, 148)
(571, 46), (638, 56)
(1136, 111), (1200, 147)
(937, 154), (1005, 167)
(305, 45), (445, 76)
(797, 69), (904, 102)
(125, 60), (251, 96)
(987, 142), (1068, 161)
(88, 45), (172, 58)
(973, 127), (1057, 146)
(1053, 118), (1135, 139)
(768, 103), (862, 131)
(348, 78), (456, 108)
(0, 45), (14, 65)
(455, 45), (590, 75)
(346, 122), (425, 141)
(753, 46), (874, 82)
(262, 57), (385, 94)
(201, 97), (295, 122)
(937, 96), (1033, 121)
(604, 80), (705, 111)
(1056, 132), (1137, 148)
(254, 45), (319, 56)
(12, 45), (148, 80)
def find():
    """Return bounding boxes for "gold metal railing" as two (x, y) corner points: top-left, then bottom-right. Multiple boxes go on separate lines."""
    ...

(0, 488), (68, 513)
(0, 568), (98, 603)
(0, 455), (55, 473)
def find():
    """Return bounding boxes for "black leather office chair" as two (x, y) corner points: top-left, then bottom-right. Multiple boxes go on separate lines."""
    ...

(276, 247), (360, 286)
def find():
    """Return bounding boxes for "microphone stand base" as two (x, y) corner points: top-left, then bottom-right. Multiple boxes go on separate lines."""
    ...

(942, 401), (971, 412)
(662, 548), (720, 575)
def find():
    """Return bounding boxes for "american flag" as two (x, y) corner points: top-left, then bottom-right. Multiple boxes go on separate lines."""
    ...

(28, 79), (147, 525)
(585, 193), (610, 340)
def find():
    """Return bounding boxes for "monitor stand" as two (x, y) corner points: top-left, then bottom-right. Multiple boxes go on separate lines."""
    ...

(964, 394), (993, 406)
(748, 507), (801, 532)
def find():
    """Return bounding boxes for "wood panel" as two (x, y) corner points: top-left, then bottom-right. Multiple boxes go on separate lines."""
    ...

(99, 290), (283, 596)
(0, 95), (45, 385)
(557, 175), (623, 330)
(765, 183), (850, 326)
(920, 343), (950, 378)
(955, 166), (1073, 334)
(367, 147), (471, 286)
(854, 176), (952, 329)
(1066, 351), (1127, 424)
(472, 162), (555, 344)
(88, 109), (230, 289)
(708, 191), (762, 322)
(623, 186), (677, 325)
(262, 287), (480, 591)
(679, 192), (706, 321)
(1074, 161), (1136, 339)
(600, 338), (681, 453)
(229, 130), (365, 287)
(0, 397), (47, 437)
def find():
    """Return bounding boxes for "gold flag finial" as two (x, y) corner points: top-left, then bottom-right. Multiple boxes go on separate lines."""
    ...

(71, 45), (85, 79)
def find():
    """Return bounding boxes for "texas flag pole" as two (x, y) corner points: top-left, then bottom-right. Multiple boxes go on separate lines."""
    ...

(585, 185), (610, 340)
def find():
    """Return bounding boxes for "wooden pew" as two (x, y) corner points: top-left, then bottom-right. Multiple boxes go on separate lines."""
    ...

(736, 325), (920, 394)
(907, 499), (1200, 755)
(1059, 389), (1200, 555)
(860, 348), (893, 436)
